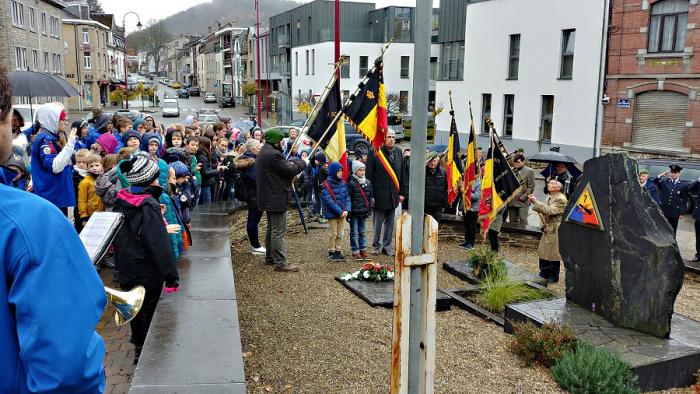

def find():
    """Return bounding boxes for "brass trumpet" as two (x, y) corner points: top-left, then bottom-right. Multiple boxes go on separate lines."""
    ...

(105, 286), (145, 326)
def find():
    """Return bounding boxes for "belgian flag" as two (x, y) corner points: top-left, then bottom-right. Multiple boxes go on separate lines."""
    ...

(446, 108), (463, 206)
(478, 132), (522, 234)
(462, 103), (478, 210)
(307, 76), (342, 150)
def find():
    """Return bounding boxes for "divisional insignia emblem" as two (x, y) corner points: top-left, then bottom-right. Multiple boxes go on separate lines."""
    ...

(565, 183), (604, 231)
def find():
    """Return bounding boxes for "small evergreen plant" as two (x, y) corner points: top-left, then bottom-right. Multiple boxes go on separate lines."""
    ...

(467, 245), (506, 279)
(508, 322), (577, 367)
(474, 268), (551, 313)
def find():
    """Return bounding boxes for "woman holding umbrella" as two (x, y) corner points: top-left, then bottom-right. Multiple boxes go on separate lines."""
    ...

(31, 103), (77, 215)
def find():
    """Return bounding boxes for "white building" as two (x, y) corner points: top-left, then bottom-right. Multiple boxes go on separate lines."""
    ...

(435, 0), (606, 162)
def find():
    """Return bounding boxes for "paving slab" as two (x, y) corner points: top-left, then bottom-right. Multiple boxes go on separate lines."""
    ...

(335, 276), (452, 311)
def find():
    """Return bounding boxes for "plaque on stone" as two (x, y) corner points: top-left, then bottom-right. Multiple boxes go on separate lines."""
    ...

(558, 153), (685, 338)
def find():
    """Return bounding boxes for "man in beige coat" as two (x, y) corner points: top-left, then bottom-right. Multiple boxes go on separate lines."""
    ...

(528, 180), (568, 283)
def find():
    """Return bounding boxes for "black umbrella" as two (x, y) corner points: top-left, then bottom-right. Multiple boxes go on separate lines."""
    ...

(10, 71), (81, 120)
(528, 150), (579, 165)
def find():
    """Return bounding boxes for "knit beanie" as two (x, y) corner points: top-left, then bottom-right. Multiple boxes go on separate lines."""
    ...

(132, 117), (144, 131)
(122, 130), (142, 145)
(264, 128), (285, 144)
(352, 160), (365, 175)
(140, 132), (162, 153)
(314, 152), (327, 165)
(169, 160), (190, 178)
(118, 152), (160, 187)
(96, 133), (118, 154)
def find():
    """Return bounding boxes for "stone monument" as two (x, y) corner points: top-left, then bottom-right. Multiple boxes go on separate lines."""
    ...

(558, 152), (684, 338)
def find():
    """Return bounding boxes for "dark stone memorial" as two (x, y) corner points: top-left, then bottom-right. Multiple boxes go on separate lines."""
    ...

(559, 153), (684, 338)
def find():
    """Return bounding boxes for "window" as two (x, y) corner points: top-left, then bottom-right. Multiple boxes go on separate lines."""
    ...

(540, 95), (554, 141)
(53, 54), (61, 73)
(15, 47), (26, 70)
(440, 41), (464, 80)
(50, 16), (59, 37)
(400, 56), (410, 78)
(296, 19), (301, 43)
(29, 8), (35, 31)
(43, 52), (49, 72)
(305, 50), (309, 75)
(84, 52), (91, 69)
(31, 50), (38, 71)
(307, 17), (312, 42)
(399, 91), (409, 113)
(503, 94), (515, 137)
(294, 51), (298, 75)
(481, 94), (492, 135)
(394, 7), (411, 42)
(83, 29), (90, 44)
(560, 29), (575, 79)
(11, 1), (24, 27)
(311, 49), (315, 75)
(507, 34), (520, 80)
(40, 12), (46, 35)
(359, 56), (368, 77)
(340, 55), (349, 78)
(430, 57), (438, 80)
(648, 0), (689, 53)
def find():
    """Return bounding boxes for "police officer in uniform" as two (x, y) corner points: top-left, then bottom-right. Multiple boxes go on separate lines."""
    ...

(653, 164), (690, 234)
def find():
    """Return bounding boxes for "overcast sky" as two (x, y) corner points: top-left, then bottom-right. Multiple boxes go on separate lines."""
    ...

(104, 0), (440, 33)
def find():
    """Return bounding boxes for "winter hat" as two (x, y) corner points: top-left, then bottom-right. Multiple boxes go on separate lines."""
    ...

(140, 132), (162, 153)
(169, 161), (190, 178)
(122, 130), (142, 145)
(36, 103), (64, 134)
(425, 151), (439, 162)
(314, 152), (327, 165)
(639, 168), (649, 175)
(96, 133), (118, 154)
(264, 128), (285, 144)
(94, 113), (113, 132)
(119, 151), (160, 187)
(329, 162), (343, 178)
(132, 117), (144, 131)
(352, 160), (365, 175)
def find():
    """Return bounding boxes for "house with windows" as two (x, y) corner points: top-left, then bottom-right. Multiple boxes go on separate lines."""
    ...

(1, 0), (66, 103)
(435, 0), (607, 162)
(269, 0), (440, 125)
(602, 0), (700, 158)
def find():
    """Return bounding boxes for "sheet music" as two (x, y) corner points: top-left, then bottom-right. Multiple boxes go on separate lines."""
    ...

(79, 212), (124, 264)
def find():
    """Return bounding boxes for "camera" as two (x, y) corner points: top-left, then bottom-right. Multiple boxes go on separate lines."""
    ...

(601, 95), (611, 105)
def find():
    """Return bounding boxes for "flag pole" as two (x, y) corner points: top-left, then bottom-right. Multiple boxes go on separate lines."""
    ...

(306, 39), (393, 158)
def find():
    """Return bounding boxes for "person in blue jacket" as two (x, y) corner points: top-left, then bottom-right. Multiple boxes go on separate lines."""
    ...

(688, 178), (700, 262)
(0, 67), (107, 393)
(321, 161), (351, 262)
(86, 113), (113, 148)
(31, 103), (77, 214)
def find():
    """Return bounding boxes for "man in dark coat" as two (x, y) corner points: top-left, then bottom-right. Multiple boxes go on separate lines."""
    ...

(256, 128), (306, 272)
(423, 151), (448, 224)
(366, 129), (404, 256)
(687, 178), (700, 262)
(653, 164), (691, 235)
(639, 168), (660, 203)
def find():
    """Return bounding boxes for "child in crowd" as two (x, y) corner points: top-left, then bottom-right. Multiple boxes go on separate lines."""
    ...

(185, 137), (202, 205)
(72, 148), (91, 232)
(0, 154), (29, 190)
(169, 161), (193, 226)
(113, 152), (179, 361)
(94, 133), (118, 156)
(77, 154), (104, 228)
(347, 161), (374, 261)
(122, 130), (142, 149)
(72, 120), (89, 151)
(95, 154), (120, 211)
(307, 153), (328, 223)
(167, 163), (192, 250)
(321, 162), (351, 262)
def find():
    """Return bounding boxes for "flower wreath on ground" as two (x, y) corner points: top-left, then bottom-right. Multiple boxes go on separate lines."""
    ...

(340, 262), (394, 282)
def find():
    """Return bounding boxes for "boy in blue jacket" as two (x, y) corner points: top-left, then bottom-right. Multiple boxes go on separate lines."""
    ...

(321, 162), (351, 262)
(347, 160), (374, 261)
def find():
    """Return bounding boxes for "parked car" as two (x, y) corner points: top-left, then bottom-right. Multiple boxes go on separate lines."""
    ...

(162, 98), (180, 117)
(164, 90), (177, 99)
(188, 87), (200, 96)
(343, 121), (371, 156)
(637, 159), (700, 214)
(171, 82), (182, 89)
(177, 89), (190, 99)
(203, 92), (217, 103)
(219, 95), (235, 108)
(197, 113), (220, 129)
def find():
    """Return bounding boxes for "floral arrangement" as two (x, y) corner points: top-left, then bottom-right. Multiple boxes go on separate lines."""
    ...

(340, 263), (394, 282)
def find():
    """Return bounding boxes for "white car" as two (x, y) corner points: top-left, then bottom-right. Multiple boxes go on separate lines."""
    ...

(162, 98), (180, 117)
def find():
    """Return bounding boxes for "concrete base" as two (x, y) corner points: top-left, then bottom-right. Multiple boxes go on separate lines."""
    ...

(505, 298), (700, 392)
(335, 276), (452, 311)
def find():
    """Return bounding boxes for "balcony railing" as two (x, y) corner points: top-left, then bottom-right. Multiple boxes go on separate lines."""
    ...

(277, 34), (290, 48)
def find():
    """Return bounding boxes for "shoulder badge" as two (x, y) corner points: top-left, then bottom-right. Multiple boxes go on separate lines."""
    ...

(42, 145), (52, 155)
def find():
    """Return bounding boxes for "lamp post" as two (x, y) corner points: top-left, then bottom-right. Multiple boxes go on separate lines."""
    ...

(122, 11), (142, 110)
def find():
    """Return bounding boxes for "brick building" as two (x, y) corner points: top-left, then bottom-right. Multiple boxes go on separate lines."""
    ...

(1, 0), (66, 99)
(603, 0), (700, 158)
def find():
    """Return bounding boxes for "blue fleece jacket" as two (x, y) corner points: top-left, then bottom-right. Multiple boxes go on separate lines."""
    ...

(321, 162), (351, 219)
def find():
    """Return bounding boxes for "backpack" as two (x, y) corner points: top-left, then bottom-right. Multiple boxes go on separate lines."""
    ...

(233, 169), (248, 202)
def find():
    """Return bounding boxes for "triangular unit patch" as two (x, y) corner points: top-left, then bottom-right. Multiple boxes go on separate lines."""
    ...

(565, 183), (604, 231)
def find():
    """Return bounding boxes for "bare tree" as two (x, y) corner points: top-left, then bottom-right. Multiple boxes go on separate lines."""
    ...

(385, 91), (401, 115)
(141, 20), (171, 73)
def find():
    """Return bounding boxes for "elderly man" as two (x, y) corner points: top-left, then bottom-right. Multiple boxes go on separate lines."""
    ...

(256, 128), (306, 272)
(0, 67), (107, 392)
(507, 153), (536, 225)
(639, 168), (660, 203)
(529, 179), (568, 283)
(424, 151), (448, 224)
(366, 129), (404, 256)
(653, 164), (691, 234)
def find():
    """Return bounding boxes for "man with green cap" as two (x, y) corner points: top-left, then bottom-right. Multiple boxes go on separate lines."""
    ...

(256, 128), (307, 272)
(639, 168), (659, 203)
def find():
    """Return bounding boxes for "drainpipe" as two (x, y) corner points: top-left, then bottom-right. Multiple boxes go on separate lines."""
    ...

(593, 0), (612, 158)
(74, 24), (83, 111)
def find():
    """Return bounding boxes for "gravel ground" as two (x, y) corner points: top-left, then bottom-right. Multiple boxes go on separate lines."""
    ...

(231, 220), (699, 393)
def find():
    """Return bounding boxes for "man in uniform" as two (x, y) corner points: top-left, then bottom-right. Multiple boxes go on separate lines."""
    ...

(507, 153), (536, 225)
(653, 164), (690, 234)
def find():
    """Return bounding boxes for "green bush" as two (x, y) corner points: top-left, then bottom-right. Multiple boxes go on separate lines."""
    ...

(509, 322), (577, 368)
(467, 245), (505, 279)
(551, 342), (640, 394)
(473, 267), (551, 313)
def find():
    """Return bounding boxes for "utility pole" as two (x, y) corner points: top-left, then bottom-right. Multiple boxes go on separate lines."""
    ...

(255, 0), (262, 126)
(335, 0), (340, 79)
(122, 11), (141, 110)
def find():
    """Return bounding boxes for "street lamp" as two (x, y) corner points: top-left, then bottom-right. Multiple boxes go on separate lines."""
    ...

(123, 11), (142, 110)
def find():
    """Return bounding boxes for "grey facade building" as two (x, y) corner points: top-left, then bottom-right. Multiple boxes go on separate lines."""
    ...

(1, 0), (66, 100)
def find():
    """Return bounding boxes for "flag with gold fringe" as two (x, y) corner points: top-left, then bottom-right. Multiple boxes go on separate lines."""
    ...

(462, 102), (478, 210)
(446, 103), (463, 206)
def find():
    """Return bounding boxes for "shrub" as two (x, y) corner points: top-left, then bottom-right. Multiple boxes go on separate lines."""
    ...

(551, 342), (640, 394)
(473, 267), (552, 313)
(509, 322), (577, 367)
(467, 245), (505, 279)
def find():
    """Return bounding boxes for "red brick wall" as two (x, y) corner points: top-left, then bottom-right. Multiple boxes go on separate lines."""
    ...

(603, 0), (700, 158)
